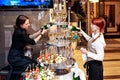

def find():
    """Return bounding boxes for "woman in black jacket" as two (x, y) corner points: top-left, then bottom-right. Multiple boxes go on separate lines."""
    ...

(7, 15), (48, 80)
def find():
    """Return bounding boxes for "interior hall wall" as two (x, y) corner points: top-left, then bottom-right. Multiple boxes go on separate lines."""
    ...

(0, 10), (50, 69)
(105, 2), (120, 31)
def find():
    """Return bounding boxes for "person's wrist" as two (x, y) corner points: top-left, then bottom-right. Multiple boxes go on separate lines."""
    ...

(86, 51), (88, 55)
(40, 33), (44, 37)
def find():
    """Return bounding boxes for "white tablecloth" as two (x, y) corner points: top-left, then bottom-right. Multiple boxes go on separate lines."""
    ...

(53, 62), (86, 80)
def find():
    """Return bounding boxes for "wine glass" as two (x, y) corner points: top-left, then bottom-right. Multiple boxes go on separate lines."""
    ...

(62, 11), (67, 22)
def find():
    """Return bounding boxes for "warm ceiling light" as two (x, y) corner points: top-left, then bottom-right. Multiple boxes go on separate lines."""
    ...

(89, 0), (99, 2)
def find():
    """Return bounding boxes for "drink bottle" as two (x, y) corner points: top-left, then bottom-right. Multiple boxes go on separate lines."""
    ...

(44, 25), (48, 29)
(71, 26), (80, 31)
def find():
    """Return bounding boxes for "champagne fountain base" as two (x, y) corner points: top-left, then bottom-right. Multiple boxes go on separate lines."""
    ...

(55, 69), (70, 75)
(53, 71), (73, 80)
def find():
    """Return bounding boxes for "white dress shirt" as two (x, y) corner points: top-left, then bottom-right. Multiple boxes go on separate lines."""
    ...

(82, 32), (106, 61)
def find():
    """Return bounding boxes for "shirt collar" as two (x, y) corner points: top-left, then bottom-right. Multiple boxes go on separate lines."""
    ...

(92, 32), (101, 39)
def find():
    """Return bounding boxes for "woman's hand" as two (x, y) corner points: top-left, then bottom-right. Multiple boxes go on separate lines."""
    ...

(34, 29), (49, 43)
(29, 29), (43, 39)
(80, 47), (88, 54)
(41, 29), (49, 35)
(77, 29), (84, 36)
(39, 28), (43, 34)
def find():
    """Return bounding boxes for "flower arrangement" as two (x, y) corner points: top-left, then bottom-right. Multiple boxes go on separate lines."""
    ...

(25, 64), (55, 80)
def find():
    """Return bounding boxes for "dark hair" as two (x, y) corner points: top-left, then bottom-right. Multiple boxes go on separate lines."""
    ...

(14, 15), (29, 29)
(92, 17), (106, 32)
